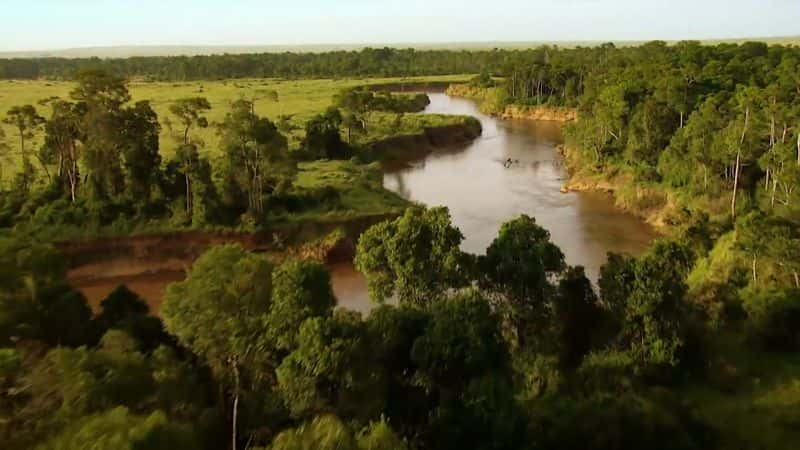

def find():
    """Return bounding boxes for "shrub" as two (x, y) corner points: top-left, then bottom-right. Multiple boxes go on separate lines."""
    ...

(742, 287), (800, 351)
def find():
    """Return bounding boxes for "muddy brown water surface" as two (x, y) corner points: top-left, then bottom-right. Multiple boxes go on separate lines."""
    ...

(69, 93), (656, 313)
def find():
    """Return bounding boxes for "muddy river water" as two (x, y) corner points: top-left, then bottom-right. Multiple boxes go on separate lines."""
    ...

(71, 93), (656, 313)
(332, 93), (656, 312)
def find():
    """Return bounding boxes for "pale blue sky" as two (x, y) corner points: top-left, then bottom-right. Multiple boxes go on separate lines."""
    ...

(2, 0), (798, 51)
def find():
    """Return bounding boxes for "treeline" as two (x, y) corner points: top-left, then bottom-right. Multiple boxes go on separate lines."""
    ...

(541, 41), (800, 324)
(448, 40), (800, 327)
(2, 207), (727, 449)
(0, 48), (507, 80)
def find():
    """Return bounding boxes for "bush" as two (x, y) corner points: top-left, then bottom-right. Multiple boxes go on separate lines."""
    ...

(742, 288), (800, 351)
(266, 186), (342, 214)
(528, 391), (715, 450)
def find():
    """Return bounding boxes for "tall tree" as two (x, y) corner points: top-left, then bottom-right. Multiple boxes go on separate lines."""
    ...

(168, 97), (211, 215)
(0, 127), (7, 187)
(41, 100), (85, 202)
(3, 105), (45, 187)
(161, 245), (273, 450)
(218, 99), (288, 216)
(355, 206), (468, 306)
(478, 215), (565, 346)
(70, 70), (131, 199)
(121, 101), (161, 204)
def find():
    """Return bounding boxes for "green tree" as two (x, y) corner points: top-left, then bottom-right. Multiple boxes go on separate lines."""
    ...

(479, 215), (565, 345)
(410, 291), (522, 450)
(168, 97), (211, 215)
(161, 245), (273, 450)
(355, 206), (468, 306)
(0, 127), (7, 186)
(3, 105), (45, 189)
(218, 99), (288, 216)
(554, 266), (604, 368)
(264, 259), (337, 353)
(269, 415), (407, 450)
(0, 240), (96, 347)
(121, 101), (161, 204)
(71, 69), (131, 199)
(35, 407), (198, 450)
(276, 310), (379, 420)
(334, 89), (374, 132)
(610, 241), (694, 373)
(301, 107), (350, 160)
(41, 100), (84, 202)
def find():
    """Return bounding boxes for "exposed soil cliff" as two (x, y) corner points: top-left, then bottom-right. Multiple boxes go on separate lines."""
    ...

(60, 213), (398, 309)
(445, 83), (578, 122)
(500, 105), (577, 122)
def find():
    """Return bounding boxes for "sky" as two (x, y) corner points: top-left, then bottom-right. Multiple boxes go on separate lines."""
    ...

(2, 0), (799, 51)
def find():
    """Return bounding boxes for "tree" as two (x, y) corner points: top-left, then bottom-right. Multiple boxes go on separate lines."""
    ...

(3, 105), (45, 166)
(301, 107), (350, 160)
(554, 266), (604, 368)
(161, 245), (273, 450)
(121, 101), (161, 204)
(71, 69), (131, 199)
(334, 89), (374, 132)
(168, 97), (211, 215)
(264, 259), (337, 353)
(97, 285), (150, 328)
(727, 86), (764, 218)
(276, 310), (378, 420)
(218, 99), (288, 216)
(0, 239), (97, 347)
(3, 105), (45, 189)
(270, 415), (408, 450)
(478, 215), (565, 345)
(270, 415), (356, 450)
(341, 111), (365, 144)
(41, 100), (84, 202)
(354, 206), (468, 306)
(410, 291), (522, 450)
(35, 407), (198, 450)
(607, 241), (694, 373)
(0, 127), (7, 186)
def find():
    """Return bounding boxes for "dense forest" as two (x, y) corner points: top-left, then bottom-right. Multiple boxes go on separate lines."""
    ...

(0, 48), (507, 80)
(2, 41), (800, 449)
(479, 40), (800, 322)
(2, 208), (719, 450)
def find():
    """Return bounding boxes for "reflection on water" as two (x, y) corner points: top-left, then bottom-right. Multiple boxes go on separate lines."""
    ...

(336, 93), (656, 311)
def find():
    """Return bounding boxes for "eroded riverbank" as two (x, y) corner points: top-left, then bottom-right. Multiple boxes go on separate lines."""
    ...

(65, 92), (656, 313)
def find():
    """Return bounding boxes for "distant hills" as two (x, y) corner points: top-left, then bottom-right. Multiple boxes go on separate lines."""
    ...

(2, 37), (798, 59)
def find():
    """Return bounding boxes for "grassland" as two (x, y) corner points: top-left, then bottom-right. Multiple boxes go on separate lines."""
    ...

(0, 75), (469, 181)
(292, 160), (408, 222)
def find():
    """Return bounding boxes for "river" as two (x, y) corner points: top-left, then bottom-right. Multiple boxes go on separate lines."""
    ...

(331, 93), (656, 312)
(69, 93), (656, 314)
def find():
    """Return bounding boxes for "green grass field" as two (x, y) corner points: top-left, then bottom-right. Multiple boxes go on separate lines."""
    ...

(292, 159), (408, 221)
(0, 75), (469, 181)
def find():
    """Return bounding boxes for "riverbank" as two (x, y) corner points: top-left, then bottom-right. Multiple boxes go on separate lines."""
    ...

(446, 83), (673, 232)
(445, 83), (578, 122)
(370, 118), (482, 166)
(56, 114), (483, 309)
(559, 144), (678, 232)
(61, 212), (397, 310)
